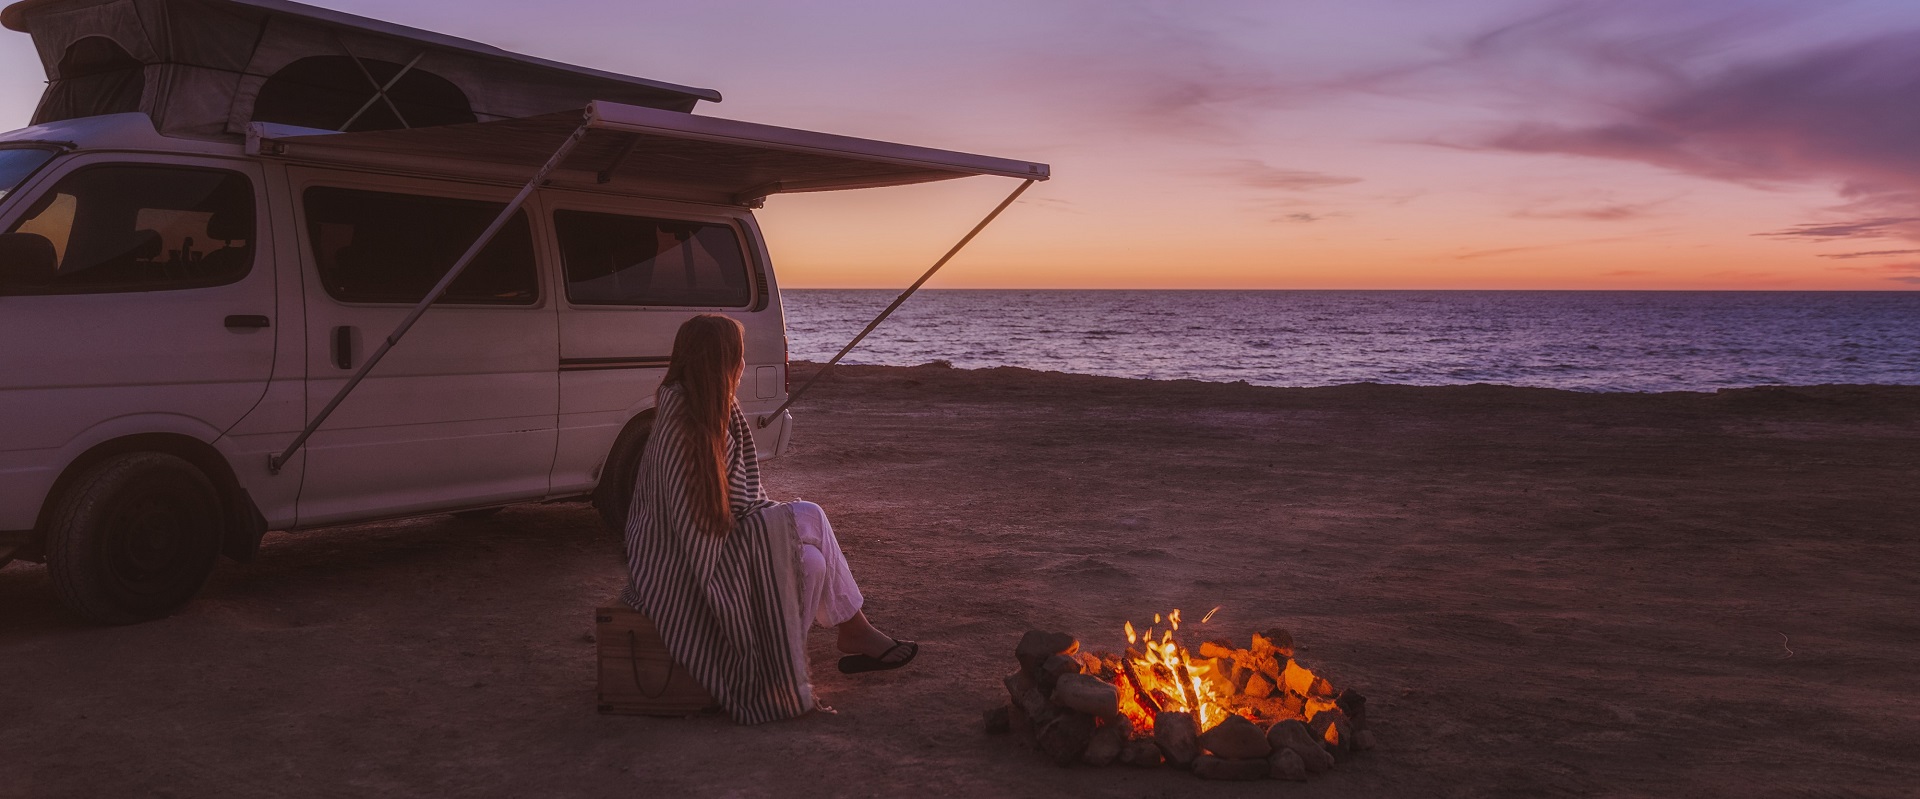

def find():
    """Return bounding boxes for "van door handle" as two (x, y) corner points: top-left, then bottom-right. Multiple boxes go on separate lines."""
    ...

(224, 314), (271, 329)
(332, 325), (355, 369)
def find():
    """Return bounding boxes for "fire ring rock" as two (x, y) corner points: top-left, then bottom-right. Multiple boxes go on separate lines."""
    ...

(1152, 710), (1201, 769)
(1266, 718), (1334, 773)
(1081, 717), (1130, 766)
(1050, 673), (1120, 719)
(1269, 748), (1308, 781)
(1197, 714), (1271, 760)
(1016, 631), (1080, 674)
(1192, 754), (1269, 781)
(1037, 712), (1096, 766)
(1119, 739), (1164, 768)
(1309, 709), (1355, 761)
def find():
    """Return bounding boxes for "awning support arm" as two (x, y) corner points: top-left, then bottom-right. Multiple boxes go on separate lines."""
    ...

(268, 120), (594, 475)
(757, 178), (1035, 428)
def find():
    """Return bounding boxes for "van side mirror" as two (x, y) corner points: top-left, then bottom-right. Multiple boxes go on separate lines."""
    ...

(0, 232), (58, 289)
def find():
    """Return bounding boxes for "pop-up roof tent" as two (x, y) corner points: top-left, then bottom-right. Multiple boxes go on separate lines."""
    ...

(1, 0), (720, 139)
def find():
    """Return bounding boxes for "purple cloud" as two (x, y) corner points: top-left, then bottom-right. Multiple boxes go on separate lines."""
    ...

(1816, 248), (1920, 259)
(1449, 5), (1920, 243)
(1214, 160), (1362, 191)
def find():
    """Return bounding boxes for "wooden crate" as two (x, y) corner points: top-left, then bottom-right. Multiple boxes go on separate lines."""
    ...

(595, 605), (717, 716)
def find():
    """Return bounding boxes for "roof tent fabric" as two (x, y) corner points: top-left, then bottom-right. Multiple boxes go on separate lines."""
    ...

(2, 0), (721, 140)
(251, 101), (1051, 206)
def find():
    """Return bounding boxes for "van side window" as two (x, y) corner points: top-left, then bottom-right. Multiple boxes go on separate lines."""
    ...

(0, 165), (253, 295)
(304, 187), (538, 305)
(554, 210), (750, 307)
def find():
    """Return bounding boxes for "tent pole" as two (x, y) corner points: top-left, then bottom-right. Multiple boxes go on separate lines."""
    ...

(268, 121), (594, 475)
(758, 178), (1035, 429)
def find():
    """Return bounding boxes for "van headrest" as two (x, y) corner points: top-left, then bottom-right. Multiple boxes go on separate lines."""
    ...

(129, 229), (162, 260)
(206, 208), (252, 242)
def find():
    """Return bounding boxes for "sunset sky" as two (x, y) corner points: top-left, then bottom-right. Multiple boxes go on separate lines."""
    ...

(4, 0), (1919, 289)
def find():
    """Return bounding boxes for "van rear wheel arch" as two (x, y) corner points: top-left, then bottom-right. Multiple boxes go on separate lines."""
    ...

(591, 409), (655, 536)
(33, 433), (264, 566)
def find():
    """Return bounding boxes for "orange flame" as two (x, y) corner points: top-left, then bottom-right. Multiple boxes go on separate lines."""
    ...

(1105, 607), (1338, 735)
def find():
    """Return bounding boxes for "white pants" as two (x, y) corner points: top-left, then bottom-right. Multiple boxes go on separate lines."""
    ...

(790, 501), (864, 628)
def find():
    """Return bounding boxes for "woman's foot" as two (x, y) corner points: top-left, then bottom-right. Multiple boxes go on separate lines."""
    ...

(835, 611), (917, 671)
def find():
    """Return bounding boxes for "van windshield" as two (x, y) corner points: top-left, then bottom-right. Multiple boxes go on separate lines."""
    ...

(0, 147), (57, 201)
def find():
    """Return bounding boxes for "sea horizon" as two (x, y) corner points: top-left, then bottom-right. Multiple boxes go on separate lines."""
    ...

(783, 289), (1920, 393)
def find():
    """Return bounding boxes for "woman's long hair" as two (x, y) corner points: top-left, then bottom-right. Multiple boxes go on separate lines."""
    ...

(660, 314), (746, 536)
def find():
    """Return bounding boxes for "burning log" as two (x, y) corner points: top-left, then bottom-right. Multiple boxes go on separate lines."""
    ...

(1119, 657), (1161, 716)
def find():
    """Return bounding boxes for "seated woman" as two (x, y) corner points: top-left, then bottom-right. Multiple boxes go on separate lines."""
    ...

(620, 314), (916, 724)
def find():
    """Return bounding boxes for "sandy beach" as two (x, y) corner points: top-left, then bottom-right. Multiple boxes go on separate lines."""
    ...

(3, 362), (1917, 798)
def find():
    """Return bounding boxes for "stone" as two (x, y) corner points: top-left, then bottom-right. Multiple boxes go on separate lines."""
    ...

(1243, 671), (1274, 699)
(1119, 739), (1164, 768)
(1252, 627), (1294, 658)
(1007, 702), (1033, 740)
(1336, 688), (1368, 731)
(1309, 709), (1355, 761)
(1004, 671), (1052, 721)
(1036, 711), (1097, 766)
(1081, 717), (1130, 766)
(1076, 652), (1103, 674)
(1352, 729), (1376, 752)
(1266, 718), (1334, 773)
(1050, 673), (1121, 719)
(1192, 755), (1268, 781)
(1152, 711), (1201, 769)
(1016, 631), (1080, 674)
(983, 704), (1010, 735)
(1198, 714), (1271, 760)
(1268, 748), (1307, 781)
(1039, 653), (1081, 693)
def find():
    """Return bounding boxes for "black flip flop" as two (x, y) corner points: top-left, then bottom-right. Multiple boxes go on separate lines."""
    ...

(838, 639), (918, 674)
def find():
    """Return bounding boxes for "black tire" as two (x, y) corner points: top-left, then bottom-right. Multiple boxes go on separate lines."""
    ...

(592, 419), (652, 536)
(46, 452), (223, 625)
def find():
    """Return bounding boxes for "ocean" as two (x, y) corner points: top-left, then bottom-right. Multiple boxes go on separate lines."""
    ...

(781, 290), (1920, 393)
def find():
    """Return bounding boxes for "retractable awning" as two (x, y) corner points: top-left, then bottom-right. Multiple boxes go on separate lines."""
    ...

(266, 100), (1048, 473)
(250, 100), (1049, 205)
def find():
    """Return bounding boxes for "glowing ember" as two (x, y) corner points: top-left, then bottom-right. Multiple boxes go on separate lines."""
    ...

(1100, 608), (1341, 735)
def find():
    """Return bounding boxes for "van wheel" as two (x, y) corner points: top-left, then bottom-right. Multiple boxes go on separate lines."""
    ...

(46, 453), (223, 625)
(592, 421), (652, 536)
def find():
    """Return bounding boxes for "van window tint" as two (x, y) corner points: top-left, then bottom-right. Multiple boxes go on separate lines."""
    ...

(1, 164), (254, 295)
(554, 210), (750, 307)
(304, 187), (538, 305)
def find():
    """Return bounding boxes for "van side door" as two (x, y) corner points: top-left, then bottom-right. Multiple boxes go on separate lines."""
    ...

(540, 195), (766, 496)
(0, 155), (274, 531)
(287, 168), (559, 526)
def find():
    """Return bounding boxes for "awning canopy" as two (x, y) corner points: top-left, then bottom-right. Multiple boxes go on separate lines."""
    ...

(250, 100), (1051, 205)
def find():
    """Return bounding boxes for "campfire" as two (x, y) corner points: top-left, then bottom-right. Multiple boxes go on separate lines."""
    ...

(986, 608), (1373, 781)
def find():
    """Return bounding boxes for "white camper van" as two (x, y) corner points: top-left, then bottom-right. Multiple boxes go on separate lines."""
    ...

(0, 0), (1046, 623)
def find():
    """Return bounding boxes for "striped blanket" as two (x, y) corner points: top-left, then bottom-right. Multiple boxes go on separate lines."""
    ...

(620, 385), (816, 724)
